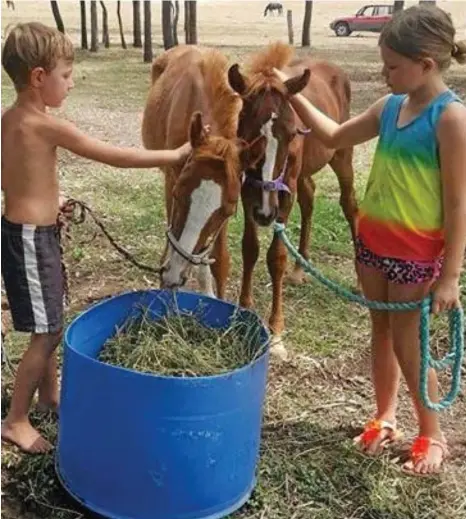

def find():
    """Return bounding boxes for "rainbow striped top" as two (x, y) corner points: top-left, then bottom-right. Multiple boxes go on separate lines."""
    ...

(358, 90), (461, 262)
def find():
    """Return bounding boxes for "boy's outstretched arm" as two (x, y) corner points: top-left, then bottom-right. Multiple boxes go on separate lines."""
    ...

(49, 118), (191, 168)
(273, 67), (386, 149)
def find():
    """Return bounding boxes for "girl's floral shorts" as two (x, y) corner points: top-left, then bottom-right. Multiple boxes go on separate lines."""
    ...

(355, 237), (443, 285)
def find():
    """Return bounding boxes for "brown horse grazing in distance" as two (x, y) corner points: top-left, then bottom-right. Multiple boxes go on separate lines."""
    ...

(142, 46), (266, 298)
(228, 42), (357, 358)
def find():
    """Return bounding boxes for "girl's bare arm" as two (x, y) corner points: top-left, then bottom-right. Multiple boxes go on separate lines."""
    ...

(273, 67), (387, 149)
(434, 102), (466, 312)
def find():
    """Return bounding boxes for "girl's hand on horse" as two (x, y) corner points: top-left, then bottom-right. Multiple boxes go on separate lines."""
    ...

(272, 67), (290, 82)
(431, 274), (461, 314)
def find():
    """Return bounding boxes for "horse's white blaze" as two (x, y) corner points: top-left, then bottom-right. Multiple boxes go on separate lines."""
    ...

(259, 116), (278, 217)
(162, 180), (222, 288)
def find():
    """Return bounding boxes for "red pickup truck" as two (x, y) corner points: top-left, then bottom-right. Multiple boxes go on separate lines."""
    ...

(330, 4), (394, 37)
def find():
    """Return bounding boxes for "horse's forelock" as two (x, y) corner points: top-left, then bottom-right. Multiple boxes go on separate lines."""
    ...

(194, 138), (241, 177)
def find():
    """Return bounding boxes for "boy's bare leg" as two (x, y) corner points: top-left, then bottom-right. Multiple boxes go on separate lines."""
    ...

(37, 350), (60, 412)
(389, 281), (446, 474)
(354, 264), (401, 454)
(2, 331), (61, 453)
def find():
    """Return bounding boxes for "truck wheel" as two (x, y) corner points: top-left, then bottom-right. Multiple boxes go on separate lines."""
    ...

(335, 22), (351, 37)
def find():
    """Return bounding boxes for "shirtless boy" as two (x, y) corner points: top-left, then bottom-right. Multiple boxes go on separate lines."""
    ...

(1, 22), (191, 453)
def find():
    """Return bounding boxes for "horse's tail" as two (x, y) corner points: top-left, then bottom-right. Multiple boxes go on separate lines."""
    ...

(342, 75), (352, 120)
(264, 4), (268, 16)
(330, 72), (352, 122)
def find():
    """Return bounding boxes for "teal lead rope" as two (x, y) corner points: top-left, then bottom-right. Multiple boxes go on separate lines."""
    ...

(273, 222), (464, 411)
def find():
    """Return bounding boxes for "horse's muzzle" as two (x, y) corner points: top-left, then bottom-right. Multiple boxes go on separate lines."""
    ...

(253, 206), (278, 227)
(159, 272), (188, 290)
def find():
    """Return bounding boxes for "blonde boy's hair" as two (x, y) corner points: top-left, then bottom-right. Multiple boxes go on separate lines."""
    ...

(2, 22), (74, 91)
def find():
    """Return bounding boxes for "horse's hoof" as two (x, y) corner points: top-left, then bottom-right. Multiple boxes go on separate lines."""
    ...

(285, 269), (306, 286)
(239, 298), (254, 309)
(270, 336), (288, 361)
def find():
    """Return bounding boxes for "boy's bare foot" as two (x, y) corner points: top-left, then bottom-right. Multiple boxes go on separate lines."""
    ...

(353, 419), (401, 455)
(402, 436), (448, 476)
(1, 419), (53, 453)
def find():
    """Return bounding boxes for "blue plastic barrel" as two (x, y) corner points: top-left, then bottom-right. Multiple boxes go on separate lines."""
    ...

(57, 290), (270, 519)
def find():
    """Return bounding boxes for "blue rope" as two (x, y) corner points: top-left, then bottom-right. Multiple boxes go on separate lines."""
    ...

(273, 222), (464, 411)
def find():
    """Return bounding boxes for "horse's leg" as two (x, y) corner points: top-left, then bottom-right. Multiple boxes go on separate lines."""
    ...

(329, 147), (360, 291)
(239, 204), (259, 309)
(286, 173), (316, 285)
(267, 193), (294, 361)
(209, 225), (230, 300)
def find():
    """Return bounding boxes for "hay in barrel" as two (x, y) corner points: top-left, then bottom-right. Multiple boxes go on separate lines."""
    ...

(98, 305), (266, 376)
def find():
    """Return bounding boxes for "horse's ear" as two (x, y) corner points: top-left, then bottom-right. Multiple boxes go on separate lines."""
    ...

(239, 135), (267, 170)
(189, 111), (207, 148)
(284, 68), (310, 96)
(228, 64), (247, 96)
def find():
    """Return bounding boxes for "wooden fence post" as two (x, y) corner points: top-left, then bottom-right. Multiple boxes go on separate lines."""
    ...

(287, 10), (293, 45)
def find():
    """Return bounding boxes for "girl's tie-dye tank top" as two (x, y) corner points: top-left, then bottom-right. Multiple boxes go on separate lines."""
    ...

(358, 90), (461, 262)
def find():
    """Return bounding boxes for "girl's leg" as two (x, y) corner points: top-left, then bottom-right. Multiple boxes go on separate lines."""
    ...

(388, 281), (446, 474)
(2, 331), (61, 453)
(355, 264), (401, 454)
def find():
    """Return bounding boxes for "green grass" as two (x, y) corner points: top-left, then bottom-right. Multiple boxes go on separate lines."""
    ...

(2, 45), (465, 519)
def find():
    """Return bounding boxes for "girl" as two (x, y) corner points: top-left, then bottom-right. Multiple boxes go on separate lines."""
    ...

(273, 5), (466, 475)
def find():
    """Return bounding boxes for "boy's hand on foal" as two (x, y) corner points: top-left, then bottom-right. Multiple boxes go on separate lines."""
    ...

(432, 276), (461, 314)
(175, 142), (192, 163)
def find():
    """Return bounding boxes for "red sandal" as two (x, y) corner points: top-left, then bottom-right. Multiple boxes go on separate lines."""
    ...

(355, 419), (402, 452)
(402, 436), (449, 476)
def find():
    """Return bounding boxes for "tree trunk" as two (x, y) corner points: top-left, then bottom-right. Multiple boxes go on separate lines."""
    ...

(185, 0), (197, 44)
(100, 1), (110, 47)
(80, 1), (88, 49)
(132, 1), (142, 48)
(393, 1), (404, 12)
(301, 0), (313, 47)
(90, 0), (98, 52)
(287, 10), (294, 45)
(143, 0), (153, 63)
(162, 1), (175, 49)
(50, 1), (65, 33)
(173, 1), (180, 46)
(184, 1), (190, 43)
(189, 1), (197, 44)
(117, 1), (127, 49)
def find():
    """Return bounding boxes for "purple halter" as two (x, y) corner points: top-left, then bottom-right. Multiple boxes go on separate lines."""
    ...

(245, 155), (291, 193)
(243, 127), (311, 194)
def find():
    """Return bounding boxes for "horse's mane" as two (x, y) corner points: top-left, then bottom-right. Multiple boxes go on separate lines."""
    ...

(200, 49), (242, 140)
(244, 42), (294, 96)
